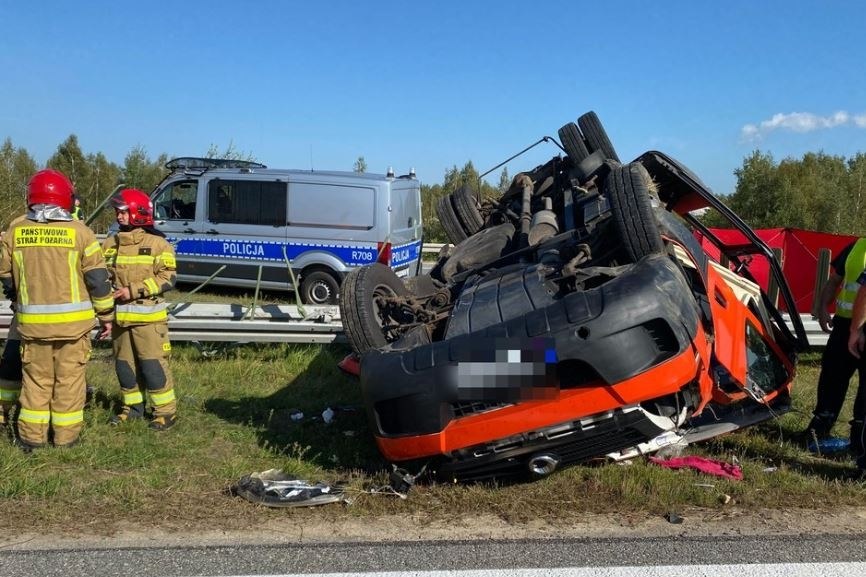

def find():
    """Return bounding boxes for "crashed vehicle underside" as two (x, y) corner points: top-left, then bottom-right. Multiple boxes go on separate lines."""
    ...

(340, 111), (808, 482)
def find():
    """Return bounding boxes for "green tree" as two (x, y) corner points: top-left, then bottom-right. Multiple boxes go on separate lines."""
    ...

(497, 167), (510, 195)
(121, 145), (169, 192)
(0, 138), (37, 229)
(353, 156), (367, 173)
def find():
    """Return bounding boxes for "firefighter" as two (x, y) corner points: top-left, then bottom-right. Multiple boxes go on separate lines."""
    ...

(103, 188), (178, 430)
(0, 169), (114, 451)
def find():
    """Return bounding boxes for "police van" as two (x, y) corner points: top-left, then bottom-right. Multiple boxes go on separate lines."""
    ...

(149, 158), (423, 304)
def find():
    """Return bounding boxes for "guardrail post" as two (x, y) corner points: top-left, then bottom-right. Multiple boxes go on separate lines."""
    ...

(812, 248), (832, 314)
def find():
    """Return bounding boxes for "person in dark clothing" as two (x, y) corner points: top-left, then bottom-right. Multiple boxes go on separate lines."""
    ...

(806, 238), (866, 442)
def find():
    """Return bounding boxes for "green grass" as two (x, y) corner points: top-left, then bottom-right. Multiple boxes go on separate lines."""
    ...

(1, 339), (864, 535)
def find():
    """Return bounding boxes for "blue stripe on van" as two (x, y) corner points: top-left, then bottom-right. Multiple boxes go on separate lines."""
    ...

(390, 240), (422, 267)
(168, 238), (421, 268)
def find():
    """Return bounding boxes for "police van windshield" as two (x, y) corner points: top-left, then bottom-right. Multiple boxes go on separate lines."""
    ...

(153, 181), (197, 221)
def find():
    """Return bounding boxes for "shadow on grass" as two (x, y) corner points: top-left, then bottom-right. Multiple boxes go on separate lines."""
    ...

(204, 345), (389, 474)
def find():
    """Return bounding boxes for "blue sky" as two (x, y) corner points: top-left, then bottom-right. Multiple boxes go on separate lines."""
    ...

(1, 1), (864, 195)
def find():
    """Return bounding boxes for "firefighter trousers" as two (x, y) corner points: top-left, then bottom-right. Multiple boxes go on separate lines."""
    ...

(17, 335), (90, 447)
(113, 322), (176, 417)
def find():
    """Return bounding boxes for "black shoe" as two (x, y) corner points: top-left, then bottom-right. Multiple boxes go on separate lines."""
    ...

(148, 414), (177, 431)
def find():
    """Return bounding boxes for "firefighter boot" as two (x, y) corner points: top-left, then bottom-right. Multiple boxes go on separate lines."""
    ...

(110, 402), (145, 425)
(149, 413), (177, 431)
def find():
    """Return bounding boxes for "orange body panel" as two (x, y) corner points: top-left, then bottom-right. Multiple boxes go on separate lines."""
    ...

(376, 327), (709, 461)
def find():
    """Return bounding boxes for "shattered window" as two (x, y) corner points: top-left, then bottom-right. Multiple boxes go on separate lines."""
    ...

(745, 321), (789, 396)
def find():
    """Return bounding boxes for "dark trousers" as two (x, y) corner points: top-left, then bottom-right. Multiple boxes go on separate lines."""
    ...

(811, 316), (866, 467)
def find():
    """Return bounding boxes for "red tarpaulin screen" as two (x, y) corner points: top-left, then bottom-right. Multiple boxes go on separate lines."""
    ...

(695, 228), (857, 314)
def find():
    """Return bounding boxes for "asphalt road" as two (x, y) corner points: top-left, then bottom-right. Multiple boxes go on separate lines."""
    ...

(3, 534), (866, 577)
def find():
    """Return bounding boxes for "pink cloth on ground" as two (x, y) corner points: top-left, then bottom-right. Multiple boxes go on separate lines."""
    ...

(648, 455), (743, 480)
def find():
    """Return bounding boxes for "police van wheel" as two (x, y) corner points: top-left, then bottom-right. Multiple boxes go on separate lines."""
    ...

(300, 269), (340, 305)
(339, 263), (409, 355)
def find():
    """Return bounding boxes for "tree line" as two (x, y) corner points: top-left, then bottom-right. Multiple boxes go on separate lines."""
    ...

(2, 134), (864, 241)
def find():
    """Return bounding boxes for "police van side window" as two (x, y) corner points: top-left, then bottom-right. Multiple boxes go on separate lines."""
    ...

(154, 181), (197, 221)
(207, 180), (287, 226)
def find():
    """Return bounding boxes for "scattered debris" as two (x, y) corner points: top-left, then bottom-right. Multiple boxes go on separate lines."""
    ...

(234, 469), (343, 508)
(337, 353), (361, 377)
(649, 456), (743, 481)
(762, 466), (778, 473)
(807, 437), (850, 455)
(664, 511), (684, 524)
(289, 409), (304, 422)
(322, 407), (335, 424)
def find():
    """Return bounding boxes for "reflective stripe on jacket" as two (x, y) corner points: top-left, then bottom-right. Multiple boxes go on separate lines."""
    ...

(837, 238), (866, 318)
(102, 228), (176, 327)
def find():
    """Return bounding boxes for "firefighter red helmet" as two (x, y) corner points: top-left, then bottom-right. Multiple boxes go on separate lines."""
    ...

(111, 188), (154, 226)
(27, 169), (74, 210)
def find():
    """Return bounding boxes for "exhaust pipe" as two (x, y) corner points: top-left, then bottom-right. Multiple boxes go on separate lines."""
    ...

(527, 453), (560, 477)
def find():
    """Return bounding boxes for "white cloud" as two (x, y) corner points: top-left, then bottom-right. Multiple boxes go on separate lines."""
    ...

(740, 110), (865, 141)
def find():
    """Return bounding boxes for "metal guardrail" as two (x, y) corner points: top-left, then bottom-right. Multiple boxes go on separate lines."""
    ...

(0, 301), (826, 348)
(0, 301), (344, 344)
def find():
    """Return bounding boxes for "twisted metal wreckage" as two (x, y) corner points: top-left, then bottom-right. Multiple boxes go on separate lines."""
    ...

(338, 111), (808, 484)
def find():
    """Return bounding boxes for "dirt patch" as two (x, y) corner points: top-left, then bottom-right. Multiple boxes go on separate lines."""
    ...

(4, 507), (866, 551)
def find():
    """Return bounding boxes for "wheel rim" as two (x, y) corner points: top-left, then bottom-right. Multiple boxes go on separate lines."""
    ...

(309, 280), (333, 304)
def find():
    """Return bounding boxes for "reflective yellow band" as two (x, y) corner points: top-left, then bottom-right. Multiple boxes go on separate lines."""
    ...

(92, 295), (114, 311)
(18, 309), (96, 324)
(85, 241), (102, 256)
(13, 252), (28, 305)
(144, 278), (159, 295)
(123, 391), (144, 405)
(19, 408), (50, 424)
(103, 247), (117, 257)
(159, 254), (176, 268)
(68, 251), (80, 303)
(52, 409), (84, 427)
(0, 387), (21, 401)
(149, 389), (176, 406)
(162, 342), (172, 352)
(116, 310), (168, 323)
(115, 255), (155, 265)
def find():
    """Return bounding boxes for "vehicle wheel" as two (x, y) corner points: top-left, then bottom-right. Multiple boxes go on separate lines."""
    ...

(300, 268), (340, 305)
(557, 122), (590, 163)
(605, 163), (664, 262)
(437, 194), (468, 245)
(578, 111), (620, 162)
(339, 263), (409, 355)
(452, 185), (484, 236)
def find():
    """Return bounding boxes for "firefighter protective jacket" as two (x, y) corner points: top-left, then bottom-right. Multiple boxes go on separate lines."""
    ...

(0, 217), (114, 340)
(102, 228), (176, 327)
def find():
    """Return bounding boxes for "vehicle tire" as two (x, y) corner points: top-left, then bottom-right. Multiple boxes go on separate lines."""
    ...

(452, 185), (484, 236)
(300, 268), (340, 305)
(578, 111), (620, 162)
(605, 163), (664, 262)
(339, 263), (409, 355)
(437, 194), (468, 245)
(557, 122), (590, 163)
